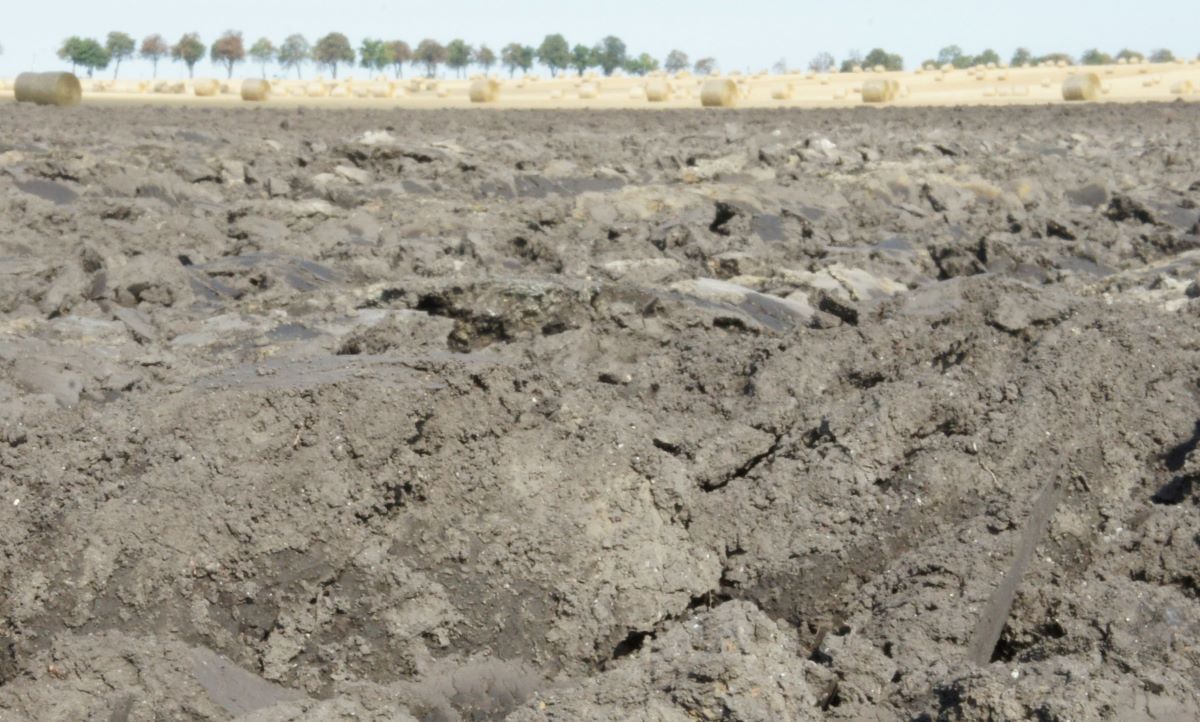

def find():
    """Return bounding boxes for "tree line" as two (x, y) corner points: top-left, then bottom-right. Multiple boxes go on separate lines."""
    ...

(49, 33), (1199, 81)
(54, 31), (718, 81)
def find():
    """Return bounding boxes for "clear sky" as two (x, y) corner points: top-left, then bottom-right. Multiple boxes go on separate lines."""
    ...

(1, 0), (1196, 79)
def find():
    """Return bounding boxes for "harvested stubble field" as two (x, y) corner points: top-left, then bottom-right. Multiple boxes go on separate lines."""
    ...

(1, 102), (1200, 721)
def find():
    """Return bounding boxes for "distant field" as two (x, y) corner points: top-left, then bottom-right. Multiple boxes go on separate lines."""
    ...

(3, 59), (1198, 108)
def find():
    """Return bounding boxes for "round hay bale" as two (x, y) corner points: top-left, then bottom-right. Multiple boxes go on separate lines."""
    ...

(306, 82), (329, 98)
(986, 62), (997, 70)
(577, 82), (599, 99)
(982, 87), (997, 98)
(645, 78), (672, 102)
(833, 88), (847, 99)
(1013, 85), (1030, 97)
(436, 87), (448, 98)
(628, 85), (646, 100)
(1062, 73), (1101, 101)
(193, 79), (220, 97)
(1101, 83), (1112, 95)
(330, 85), (349, 98)
(934, 73), (945, 82)
(770, 85), (793, 100)
(700, 78), (738, 107)
(675, 70), (692, 80)
(352, 86), (370, 98)
(407, 79), (423, 93)
(1055, 60), (1068, 68)
(851, 84), (862, 94)
(370, 83), (395, 99)
(1117, 58), (1128, 65)
(549, 89), (563, 100)
(1170, 80), (1195, 95)
(819, 75), (830, 85)
(873, 65), (885, 73)
(1040, 78), (1052, 88)
(941, 63), (954, 72)
(137, 81), (150, 93)
(861, 78), (897, 103)
(851, 65), (863, 74)
(14, 72), (82, 106)
(241, 79), (271, 102)
(997, 86), (1012, 97)
(469, 78), (500, 103)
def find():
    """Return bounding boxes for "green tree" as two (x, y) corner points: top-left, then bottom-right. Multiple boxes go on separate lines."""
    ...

(1080, 48), (1113, 66)
(210, 30), (245, 79)
(570, 44), (593, 76)
(249, 38), (275, 78)
(359, 38), (392, 76)
(313, 32), (355, 78)
(664, 49), (689, 74)
(172, 33), (206, 78)
(278, 34), (310, 79)
(937, 45), (965, 67)
(446, 39), (473, 78)
(415, 39), (447, 77)
(537, 34), (570, 77)
(59, 37), (110, 77)
(386, 41), (412, 77)
(972, 48), (1000, 66)
(518, 45), (536, 74)
(105, 32), (135, 79)
(140, 34), (169, 78)
(864, 47), (903, 70)
(808, 52), (835, 72)
(624, 52), (659, 76)
(693, 57), (716, 75)
(1116, 48), (1145, 63)
(1037, 52), (1074, 66)
(475, 44), (496, 73)
(1150, 48), (1175, 63)
(593, 36), (627, 76)
(839, 49), (864, 73)
(501, 42), (524, 77)
(1010, 47), (1033, 66)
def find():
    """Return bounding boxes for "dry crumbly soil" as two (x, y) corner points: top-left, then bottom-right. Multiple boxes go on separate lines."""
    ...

(1, 103), (1200, 721)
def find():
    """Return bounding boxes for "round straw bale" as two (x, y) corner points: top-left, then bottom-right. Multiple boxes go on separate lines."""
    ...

(193, 79), (220, 97)
(833, 88), (847, 99)
(370, 83), (394, 98)
(675, 70), (692, 80)
(934, 73), (945, 82)
(1056, 60), (1068, 68)
(982, 87), (996, 98)
(645, 78), (672, 101)
(549, 89), (563, 99)
(628, 85), (646, 100)
(986, 62), (997, 70)
(997, 86), (1011, 97)
(353, 86), (370, 98)
(852, 65), (863, 73)
(1101, 83), (1112, 95)
(770, 85), (792, 100)
(241, 79), (271, 102)
(137, 81), (150, 93)
(941, 63), (954, 72)
(1170, 80), (1195, 95)
(873, 65), (885, 73)
(861, 78), (895, 103)
(700, 78), (738, 107)
(1062, 73), (1101, 101)
(578, 82), (599, 99)
(14, 72), (83, 106)
(330, 85), (349, 98)
(851, 84), (862, 94)
(1117, 58), (1128, 65)
(1040, 78), (1052, 88)
(306, 82), (329, 98)
(469, 78), (500, 103)
(436, 87), (448, 98)
(819, 75), (830, 85)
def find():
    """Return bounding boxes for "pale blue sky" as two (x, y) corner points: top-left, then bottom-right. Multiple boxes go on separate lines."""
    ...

(1, 0), (1196, 78)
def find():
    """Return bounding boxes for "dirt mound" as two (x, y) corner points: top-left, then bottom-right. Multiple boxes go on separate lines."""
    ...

(2, 104), (1200, 720)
